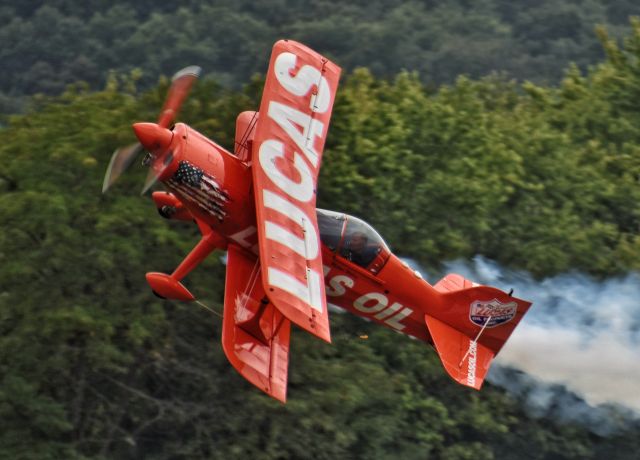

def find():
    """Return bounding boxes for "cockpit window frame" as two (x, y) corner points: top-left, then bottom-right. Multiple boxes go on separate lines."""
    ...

(316, 209), (346, 253)
(316, 209), (391, 274)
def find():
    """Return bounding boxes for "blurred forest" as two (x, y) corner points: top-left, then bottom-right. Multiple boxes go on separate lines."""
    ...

(2, 0), (640, 114)
(2, 1), (640, 460)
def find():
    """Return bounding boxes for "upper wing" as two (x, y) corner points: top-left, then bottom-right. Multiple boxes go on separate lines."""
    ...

(252, 40), (341, 342)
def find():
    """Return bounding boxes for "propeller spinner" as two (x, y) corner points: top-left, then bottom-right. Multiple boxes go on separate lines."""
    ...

(102, 66), (201, 193)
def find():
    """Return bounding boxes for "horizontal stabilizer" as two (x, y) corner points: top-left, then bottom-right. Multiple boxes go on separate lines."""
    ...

(222, 244), (291, 402)
(425, 314), (495, 389)
(434, 274), (532, 355)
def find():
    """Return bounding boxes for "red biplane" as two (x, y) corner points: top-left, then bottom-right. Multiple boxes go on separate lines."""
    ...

(103, 40), (532, 402)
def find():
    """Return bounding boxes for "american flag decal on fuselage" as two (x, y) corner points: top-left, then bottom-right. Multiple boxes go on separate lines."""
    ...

(168, 161), (229, 221)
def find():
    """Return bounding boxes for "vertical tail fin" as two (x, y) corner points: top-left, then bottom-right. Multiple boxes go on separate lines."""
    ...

(425, 274), (532, 389)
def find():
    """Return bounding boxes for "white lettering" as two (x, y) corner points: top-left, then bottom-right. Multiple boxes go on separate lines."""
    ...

(274, 51), (331, 113)
(268, 101), (324, 168)
(326, 275), (354, 297)
(265, 221), (308, 258)
(259, 139), (314, 202)
(263, 190), (319, 259)
(229, 226), (259, 253)
(374, 302), (402, 320)
(384, 307), (413, 331)
(354, 293), (388, 314)
(325, 281), (413, 331)
(268, 267), (323, 312)
(257, 49), (338, 318)
(466, 341), (477, 386)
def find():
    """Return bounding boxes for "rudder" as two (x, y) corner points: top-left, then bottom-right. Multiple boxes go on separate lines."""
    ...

(425, 274), (532, 389)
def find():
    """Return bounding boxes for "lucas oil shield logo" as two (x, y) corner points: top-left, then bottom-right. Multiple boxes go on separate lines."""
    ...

(470, 299), (517, 328)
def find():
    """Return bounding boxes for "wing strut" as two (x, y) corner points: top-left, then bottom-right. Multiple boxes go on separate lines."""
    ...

(146, 219), (227, 301)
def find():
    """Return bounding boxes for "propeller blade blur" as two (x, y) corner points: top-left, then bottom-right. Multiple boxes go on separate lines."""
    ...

(140, 149), (174, 195)
(103, 65), (200, 194)
(141, 167), (159, 195)
(102, 143), (143, 193)
(157, 66), (202, 129)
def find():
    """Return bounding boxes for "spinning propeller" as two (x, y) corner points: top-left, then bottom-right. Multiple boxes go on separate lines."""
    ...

(102, 66), (202, 194)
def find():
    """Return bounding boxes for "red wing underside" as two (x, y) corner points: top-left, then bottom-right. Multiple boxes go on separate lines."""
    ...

(222, 244), (291, 402)
(252, 40), (341, 342)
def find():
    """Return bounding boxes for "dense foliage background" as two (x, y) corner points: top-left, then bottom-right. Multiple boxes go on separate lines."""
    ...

(3, 0), (640, 114)
(1, 1), (640, 459)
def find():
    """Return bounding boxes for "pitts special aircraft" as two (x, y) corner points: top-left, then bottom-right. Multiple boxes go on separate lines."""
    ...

(102, 40), (532, 402)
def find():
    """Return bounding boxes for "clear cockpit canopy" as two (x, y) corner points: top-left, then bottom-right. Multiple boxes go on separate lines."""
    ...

(316, 209), (390, 272)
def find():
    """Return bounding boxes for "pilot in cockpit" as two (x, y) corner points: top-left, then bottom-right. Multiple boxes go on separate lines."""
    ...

(342, 231), (381, 268)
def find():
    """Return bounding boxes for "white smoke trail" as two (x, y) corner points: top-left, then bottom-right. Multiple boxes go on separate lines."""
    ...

(440, 257), (640, 417)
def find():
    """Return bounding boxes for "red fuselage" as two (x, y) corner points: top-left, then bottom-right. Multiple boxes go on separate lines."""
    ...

(130, 41), (531, 401)
(322, 250), (435, 343)
(158, 122), (439, 344)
